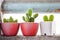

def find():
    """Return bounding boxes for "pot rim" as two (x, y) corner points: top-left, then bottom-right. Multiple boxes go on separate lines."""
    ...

(2, 22), (19, 24)
(40, 21), (55, 23)
(20, 22), (39, 24)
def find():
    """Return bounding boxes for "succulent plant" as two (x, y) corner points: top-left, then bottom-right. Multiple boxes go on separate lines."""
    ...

(43, 15), (54, 21)
(43, 15), (48, 21)
(22, 9), (38, 22)
(29, 17), (34, 22)
(49, 15), (54, 21)
(3, 16), (18, 22)
(3, 18), (8, 22)
(9, 16), (14, 22)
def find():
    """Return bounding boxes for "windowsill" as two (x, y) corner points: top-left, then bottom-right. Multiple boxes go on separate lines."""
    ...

(0, 35), (60, 40)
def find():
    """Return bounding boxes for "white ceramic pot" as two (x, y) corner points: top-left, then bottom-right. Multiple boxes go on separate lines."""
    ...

(40, 22), (55, 35)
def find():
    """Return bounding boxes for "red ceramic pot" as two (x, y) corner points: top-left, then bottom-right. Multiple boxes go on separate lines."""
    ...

(20, 22), (39, 36)
(2, 23), (19, 36)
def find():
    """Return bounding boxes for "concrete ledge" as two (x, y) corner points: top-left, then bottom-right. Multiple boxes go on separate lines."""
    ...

(0, 35), (60, 40)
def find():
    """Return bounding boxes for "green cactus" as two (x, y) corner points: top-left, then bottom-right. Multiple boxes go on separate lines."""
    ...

(49, 15), (54, 21)
(3, 16), (18, 22)
(28, 9), (32, 17)
(29, 17), (34, 22)
(9, 16), (13, 22)
(43, 15), (48, 21)
(22, 9), (38, 22)
(26, 13), (29, 19)
(3, 18), (8, 22)
(33, 13), (38, 19)
(14, 19), (18, 22)
(22, 16), (27, 22)
(43, 15), (54, 22)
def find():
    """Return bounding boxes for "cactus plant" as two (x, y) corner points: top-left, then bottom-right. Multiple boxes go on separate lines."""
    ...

(22, 9), (38, 22)
(2, 16), (19, 36)
(3, 18), (8, 22)
(49, 15), (54, 21)
(43, 15), (48, 21)
(43, 15), (54, 21)
(3, 16), (18, 22)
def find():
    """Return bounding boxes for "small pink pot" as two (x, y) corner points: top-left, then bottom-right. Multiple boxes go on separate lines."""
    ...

(20, 22), (39, 36)
(2, 23), (19, 36)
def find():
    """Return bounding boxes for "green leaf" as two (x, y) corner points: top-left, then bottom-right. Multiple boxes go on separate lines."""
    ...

(28, 9), (32, 17)
(33, 13), (38, 19)
(25, 17), (29, 22)
(3, 18), (8, 22)
(49, 15), (54, 21)
(43, 15), (48, 21)
(29, 17), (34, 22)
(3, 16), (18, 22)
(26, 13), (29, 18)
(22, 16), (27, 22)
(9, 16), (13, 22)
(14, 19), (18, 22)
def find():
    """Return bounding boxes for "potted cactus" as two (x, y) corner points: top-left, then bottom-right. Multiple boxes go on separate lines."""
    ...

(20, 9), (39, 36)
(40, 15), (55, 35)
(2, 16), (19, 36)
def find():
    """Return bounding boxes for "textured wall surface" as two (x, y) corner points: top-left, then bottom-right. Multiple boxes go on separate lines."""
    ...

(2, 3), (60, 13)
(0, 36), (60, 40)
(4, 0), (60, 2)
